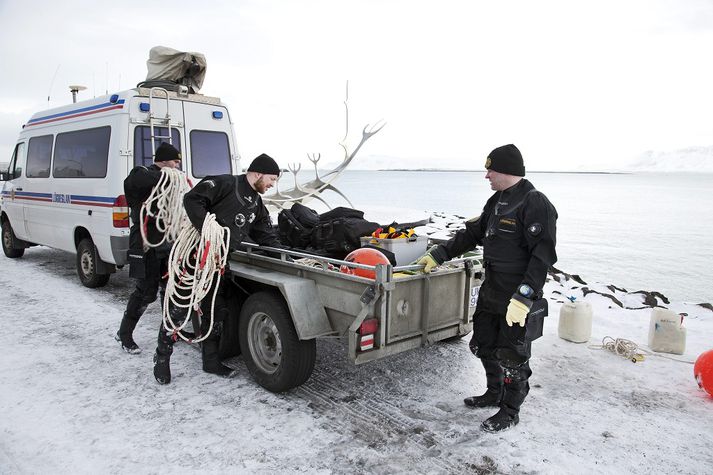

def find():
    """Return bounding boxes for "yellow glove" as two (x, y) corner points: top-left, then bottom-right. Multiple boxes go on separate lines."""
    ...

(415, 253), (438, 273)
(506, 298), (530, 327)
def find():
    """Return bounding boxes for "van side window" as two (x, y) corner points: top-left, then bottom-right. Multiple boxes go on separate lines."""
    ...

(54, 126), (111, 178)
(3, 143), (26, 180)
(26, 135), (54, 178)
(190, 130), (231, 178)
(133, 127), (181, 168)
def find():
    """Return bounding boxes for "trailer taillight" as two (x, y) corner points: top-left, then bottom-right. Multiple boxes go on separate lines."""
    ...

(113, 195), (129, 228)
(358, 318), (378, 351)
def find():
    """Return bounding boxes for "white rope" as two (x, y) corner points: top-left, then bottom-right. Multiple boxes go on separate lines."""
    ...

(589, 336), (695, 364)
(140, 167), (192, 248)
(590, 336), (647, 363)
(162, 213), (230, 343)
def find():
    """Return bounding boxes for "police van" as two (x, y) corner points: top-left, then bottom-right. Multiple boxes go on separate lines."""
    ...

(0, 86), (240, 287)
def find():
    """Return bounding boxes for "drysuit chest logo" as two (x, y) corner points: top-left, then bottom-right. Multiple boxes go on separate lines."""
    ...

(235, 213), (256, 227)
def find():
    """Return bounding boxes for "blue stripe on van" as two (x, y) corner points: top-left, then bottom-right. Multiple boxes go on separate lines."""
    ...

(27, 99), (126, 124)
(70, 195), (115, 204)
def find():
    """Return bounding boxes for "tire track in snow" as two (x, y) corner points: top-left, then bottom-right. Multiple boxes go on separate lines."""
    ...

(293, 342), (500, 474)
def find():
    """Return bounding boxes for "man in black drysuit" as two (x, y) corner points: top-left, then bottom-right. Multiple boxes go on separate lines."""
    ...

(116, 142), (182, 354)
(416, 144), (557, 432)
(153, 153), (283, 384)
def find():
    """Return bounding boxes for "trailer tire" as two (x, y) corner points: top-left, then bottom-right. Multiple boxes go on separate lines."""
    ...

(2, 220), (25, 258)
(77, 238), (110, 288)
(239, 290), (316, 392)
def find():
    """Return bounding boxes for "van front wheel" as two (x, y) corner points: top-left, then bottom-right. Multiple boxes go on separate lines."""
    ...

(2, 221), (25, 258)
(77, 238), (110, 288)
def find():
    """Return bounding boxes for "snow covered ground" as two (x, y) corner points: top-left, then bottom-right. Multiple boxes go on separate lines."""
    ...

(1, 242), (712, 474)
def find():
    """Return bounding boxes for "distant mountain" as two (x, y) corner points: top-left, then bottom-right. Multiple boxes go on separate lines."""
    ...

(625, 146), (713, 173)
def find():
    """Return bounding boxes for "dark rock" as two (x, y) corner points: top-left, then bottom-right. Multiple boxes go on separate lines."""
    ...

(582, 287), (623, 308)
(698, 303), (713, 312)
(607, 284), (628, 293)
(549, 266), (588, 285)
(631, 290), (670, 306)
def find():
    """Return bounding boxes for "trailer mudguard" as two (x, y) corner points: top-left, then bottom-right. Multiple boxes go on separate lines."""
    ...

(227, 262), (334, 339)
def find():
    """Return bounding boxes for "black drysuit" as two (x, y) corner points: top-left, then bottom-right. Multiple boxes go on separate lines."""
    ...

(118, 164), (170, 345)
(155, 174), (281, 374)
(183, 174), (281, 252)
(430, 178), (557, 416)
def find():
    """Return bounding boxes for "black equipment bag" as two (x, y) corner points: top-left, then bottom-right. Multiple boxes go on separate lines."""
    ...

(277, 203), (320, 249)
(311, 216), (380, 259)
(278, 209), (312, 248)
(291, 202), (320, 227)
(318, 206), (364, 222)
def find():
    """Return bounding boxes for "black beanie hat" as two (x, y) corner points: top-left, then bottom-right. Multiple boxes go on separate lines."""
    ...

(485, 144), (525, 177)
(154, 142), (181, 162)
(248, 153), (280, 175)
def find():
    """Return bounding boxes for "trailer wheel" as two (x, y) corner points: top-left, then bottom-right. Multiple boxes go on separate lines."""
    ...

(1, 220), (24, 258)
(76, 238), (110, 288)
(239, 291), (316, 392)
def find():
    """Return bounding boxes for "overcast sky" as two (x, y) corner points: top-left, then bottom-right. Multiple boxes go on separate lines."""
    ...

(1, 0), (712, 171)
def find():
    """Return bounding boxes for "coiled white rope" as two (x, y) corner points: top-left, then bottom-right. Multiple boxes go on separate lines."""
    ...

(589, 336), (694, 364)
(162, 213), (230, 343)
(590, 336), (647, 363)
(140, 167), (192, 248)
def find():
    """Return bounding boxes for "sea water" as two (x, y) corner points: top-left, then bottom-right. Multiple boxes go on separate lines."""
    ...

(327, 171), (713, 303)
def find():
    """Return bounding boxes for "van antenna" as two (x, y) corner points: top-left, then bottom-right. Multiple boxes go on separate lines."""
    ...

(69, 85), (87, 103)
(47, 64), (61, 104)
(105, 62), (108, 95)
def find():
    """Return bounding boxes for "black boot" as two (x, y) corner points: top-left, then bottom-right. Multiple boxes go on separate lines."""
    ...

(481, 363), (531, 433)
(481, 407), (520, 432)
(201, 339), (236, 378)
(116, 312), (142, 354)
(153, 329), (174, 385)
(464, 359), (504, 408)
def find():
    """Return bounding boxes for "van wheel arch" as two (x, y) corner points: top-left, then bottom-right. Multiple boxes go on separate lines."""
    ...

(76, 237), (110, 288)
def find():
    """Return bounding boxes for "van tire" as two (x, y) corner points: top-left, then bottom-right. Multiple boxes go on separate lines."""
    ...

(239, 291), (316, 392)
(2, 220), (25, 258)
(77, 238), (110, 288)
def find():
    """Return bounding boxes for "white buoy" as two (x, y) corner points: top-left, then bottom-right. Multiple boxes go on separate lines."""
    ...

(558, 300), (593, 343)
(648, 308), (686, 355)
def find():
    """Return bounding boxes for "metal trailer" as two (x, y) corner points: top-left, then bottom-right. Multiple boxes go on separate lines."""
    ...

(220, 245), (483, 392)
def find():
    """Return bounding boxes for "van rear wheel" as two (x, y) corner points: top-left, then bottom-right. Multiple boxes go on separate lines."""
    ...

(2, 220), (25, 258)
(77, 238), (110, 288)
(239, 291), (316, 392)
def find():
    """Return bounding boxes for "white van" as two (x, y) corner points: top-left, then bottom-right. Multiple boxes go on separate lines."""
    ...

(0, 86), (241, 287)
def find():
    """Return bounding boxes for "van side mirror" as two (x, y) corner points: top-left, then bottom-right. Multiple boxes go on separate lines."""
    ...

(0, 171), (8, 181)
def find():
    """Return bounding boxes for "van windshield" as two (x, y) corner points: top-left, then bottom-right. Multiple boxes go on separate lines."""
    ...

(190, 130), (231, 178)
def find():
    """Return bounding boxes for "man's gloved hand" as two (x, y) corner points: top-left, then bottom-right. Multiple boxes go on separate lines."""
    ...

(506, 295), (533, 327)
(415, 253), (438, 273)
